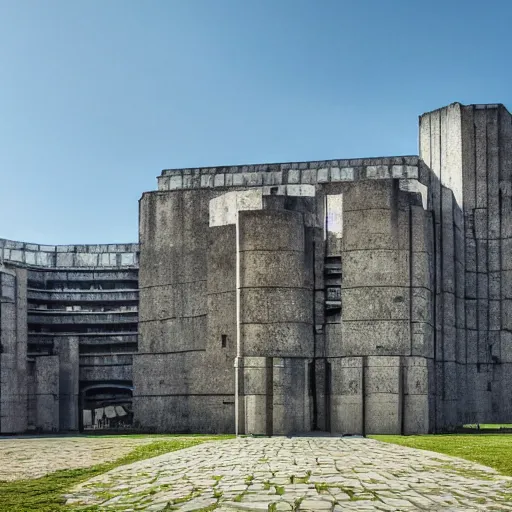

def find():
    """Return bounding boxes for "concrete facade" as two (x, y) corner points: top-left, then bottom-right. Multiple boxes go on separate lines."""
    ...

(1, 102), (511, 434)
(0, 241), (139, 432)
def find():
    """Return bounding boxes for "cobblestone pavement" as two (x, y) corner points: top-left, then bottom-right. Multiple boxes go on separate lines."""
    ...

(66, 437), (512, 511)
(0, 436), (157, 481)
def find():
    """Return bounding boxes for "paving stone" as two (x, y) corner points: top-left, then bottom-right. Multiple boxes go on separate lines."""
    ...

(5, 436), (506, 512)
(174, 497), (218, 511)
(299, 498), (333, 510)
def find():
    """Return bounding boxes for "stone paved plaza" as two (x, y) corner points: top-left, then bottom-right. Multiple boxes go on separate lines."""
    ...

(0, 436), (156, 481)
(61, 437), (512, 511)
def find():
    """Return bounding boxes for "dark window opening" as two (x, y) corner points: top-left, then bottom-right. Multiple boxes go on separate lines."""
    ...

(221, 334), (227, 348)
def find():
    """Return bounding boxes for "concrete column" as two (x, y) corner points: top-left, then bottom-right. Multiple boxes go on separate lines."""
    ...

(243, 357), (271, 435)
(499, 106), (512, 420)
(15, 268), (28, 433)
(365, 356), (403, 435)
(420, 104), (469, 431)
(238, 209), (313, 435)
(234, 356), (245, 435)
(340, 180), (411, 358)
(418, 103), (512, 427)
(55, 336), (79, 431)
(0, 266), (27, 434)
(206, 223), (237, 433)
(329, 357), (364, 435)
(338, 181), (409, 434)
(134, 189), (210, 432)
(313, 358), (328, 431)
(35, 355), (59, 432)
(272, 358), (311, 435)
(403, 357), (434, 434)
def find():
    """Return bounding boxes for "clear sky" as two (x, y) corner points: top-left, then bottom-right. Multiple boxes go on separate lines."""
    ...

(0, 0), (510, 244)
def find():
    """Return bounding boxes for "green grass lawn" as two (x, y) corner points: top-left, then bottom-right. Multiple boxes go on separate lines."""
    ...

(373, 434), (512, 476)
(463, 424), (512, 429)
(0, 435), (233, 512)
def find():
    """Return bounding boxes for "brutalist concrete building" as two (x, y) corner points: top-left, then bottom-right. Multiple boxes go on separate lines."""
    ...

(1, 102), (512, 435)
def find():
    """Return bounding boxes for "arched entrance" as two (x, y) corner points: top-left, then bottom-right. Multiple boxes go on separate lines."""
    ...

(80, 383), (133, 432)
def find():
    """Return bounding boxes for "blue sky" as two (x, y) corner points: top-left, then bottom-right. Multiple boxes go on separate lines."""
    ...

(0, 0), (510, 244)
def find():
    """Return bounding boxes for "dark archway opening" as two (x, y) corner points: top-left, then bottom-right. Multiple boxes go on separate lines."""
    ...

(80, 383), (133, 432)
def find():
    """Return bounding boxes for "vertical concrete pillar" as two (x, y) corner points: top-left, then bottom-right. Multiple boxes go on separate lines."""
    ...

(206, 222), (237, 433)
(340, 180), (411, 357)
(403, 357), (434, 434)
(35, 355), (59, 432)
(15, 268), (28, 433)
(238, 209), (313, 435)
(441, 187), (458, 428)
(499, 106), (512, 420)
(365, 356), (403, 435)
(272, 358), (311, 435)
(420, 104), (468, 430)
(0, 268), (18, 433)
(55, 336), (79, 431)
(243, 357), (272, 435)
(313, 358), (328, 431)
(234, 356), (244, 435)
(407, 202), (435, 434)
(134, 189), (210, 432)
(0, 267), (27, 434)
(338, 181), (410, 434)
(329, 357), (363, 435)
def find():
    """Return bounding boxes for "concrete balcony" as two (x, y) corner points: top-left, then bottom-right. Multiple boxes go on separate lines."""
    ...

(79, 334), (138, 345)
(28, 332), (138, 341)
(27, 289), (139, 303)
(43, 270), (138, 282)
(27, 311), (138, 325)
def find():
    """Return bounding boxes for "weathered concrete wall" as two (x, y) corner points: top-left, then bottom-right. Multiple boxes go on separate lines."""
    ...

(238, 209), (312, 358)
(1, 239), (139, 433)
(340, 180), (411, 358)
(55, 336), (79, 431)
(324, 179), (434, 435)
(206, 222), (237, 432)
(420, 103), (512, 427)
(0, 266), (28, 433)
(238, 209), (313, 435)
(420, 106), (467, 431)
(496, 106), (512, 421)
(463, 104), (512, 423)
(133, 351), (235, 433)
(79, 354), (133, 382)
(4, 101), (512, 435)
(35, 355), (59, 432)
(134, 189), (236, 432)
(137, 190), (208, 354)
(137, 166), (443, 435)
(137, 146), (468, 435)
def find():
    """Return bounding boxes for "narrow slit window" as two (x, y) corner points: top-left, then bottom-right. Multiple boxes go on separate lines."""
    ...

(221, 334), (227, 348)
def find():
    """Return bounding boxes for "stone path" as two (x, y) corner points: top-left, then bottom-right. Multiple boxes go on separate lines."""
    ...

(65, 437), (512, 511)
(0, 436), (157, 481)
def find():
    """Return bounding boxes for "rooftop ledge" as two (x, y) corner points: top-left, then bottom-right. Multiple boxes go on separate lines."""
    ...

(160, 155), (419, 177)
(156, 156), (423, 192)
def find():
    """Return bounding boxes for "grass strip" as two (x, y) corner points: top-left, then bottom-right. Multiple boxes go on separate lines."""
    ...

(0, 435), (233, 512)
(373, 434), (512, 476)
